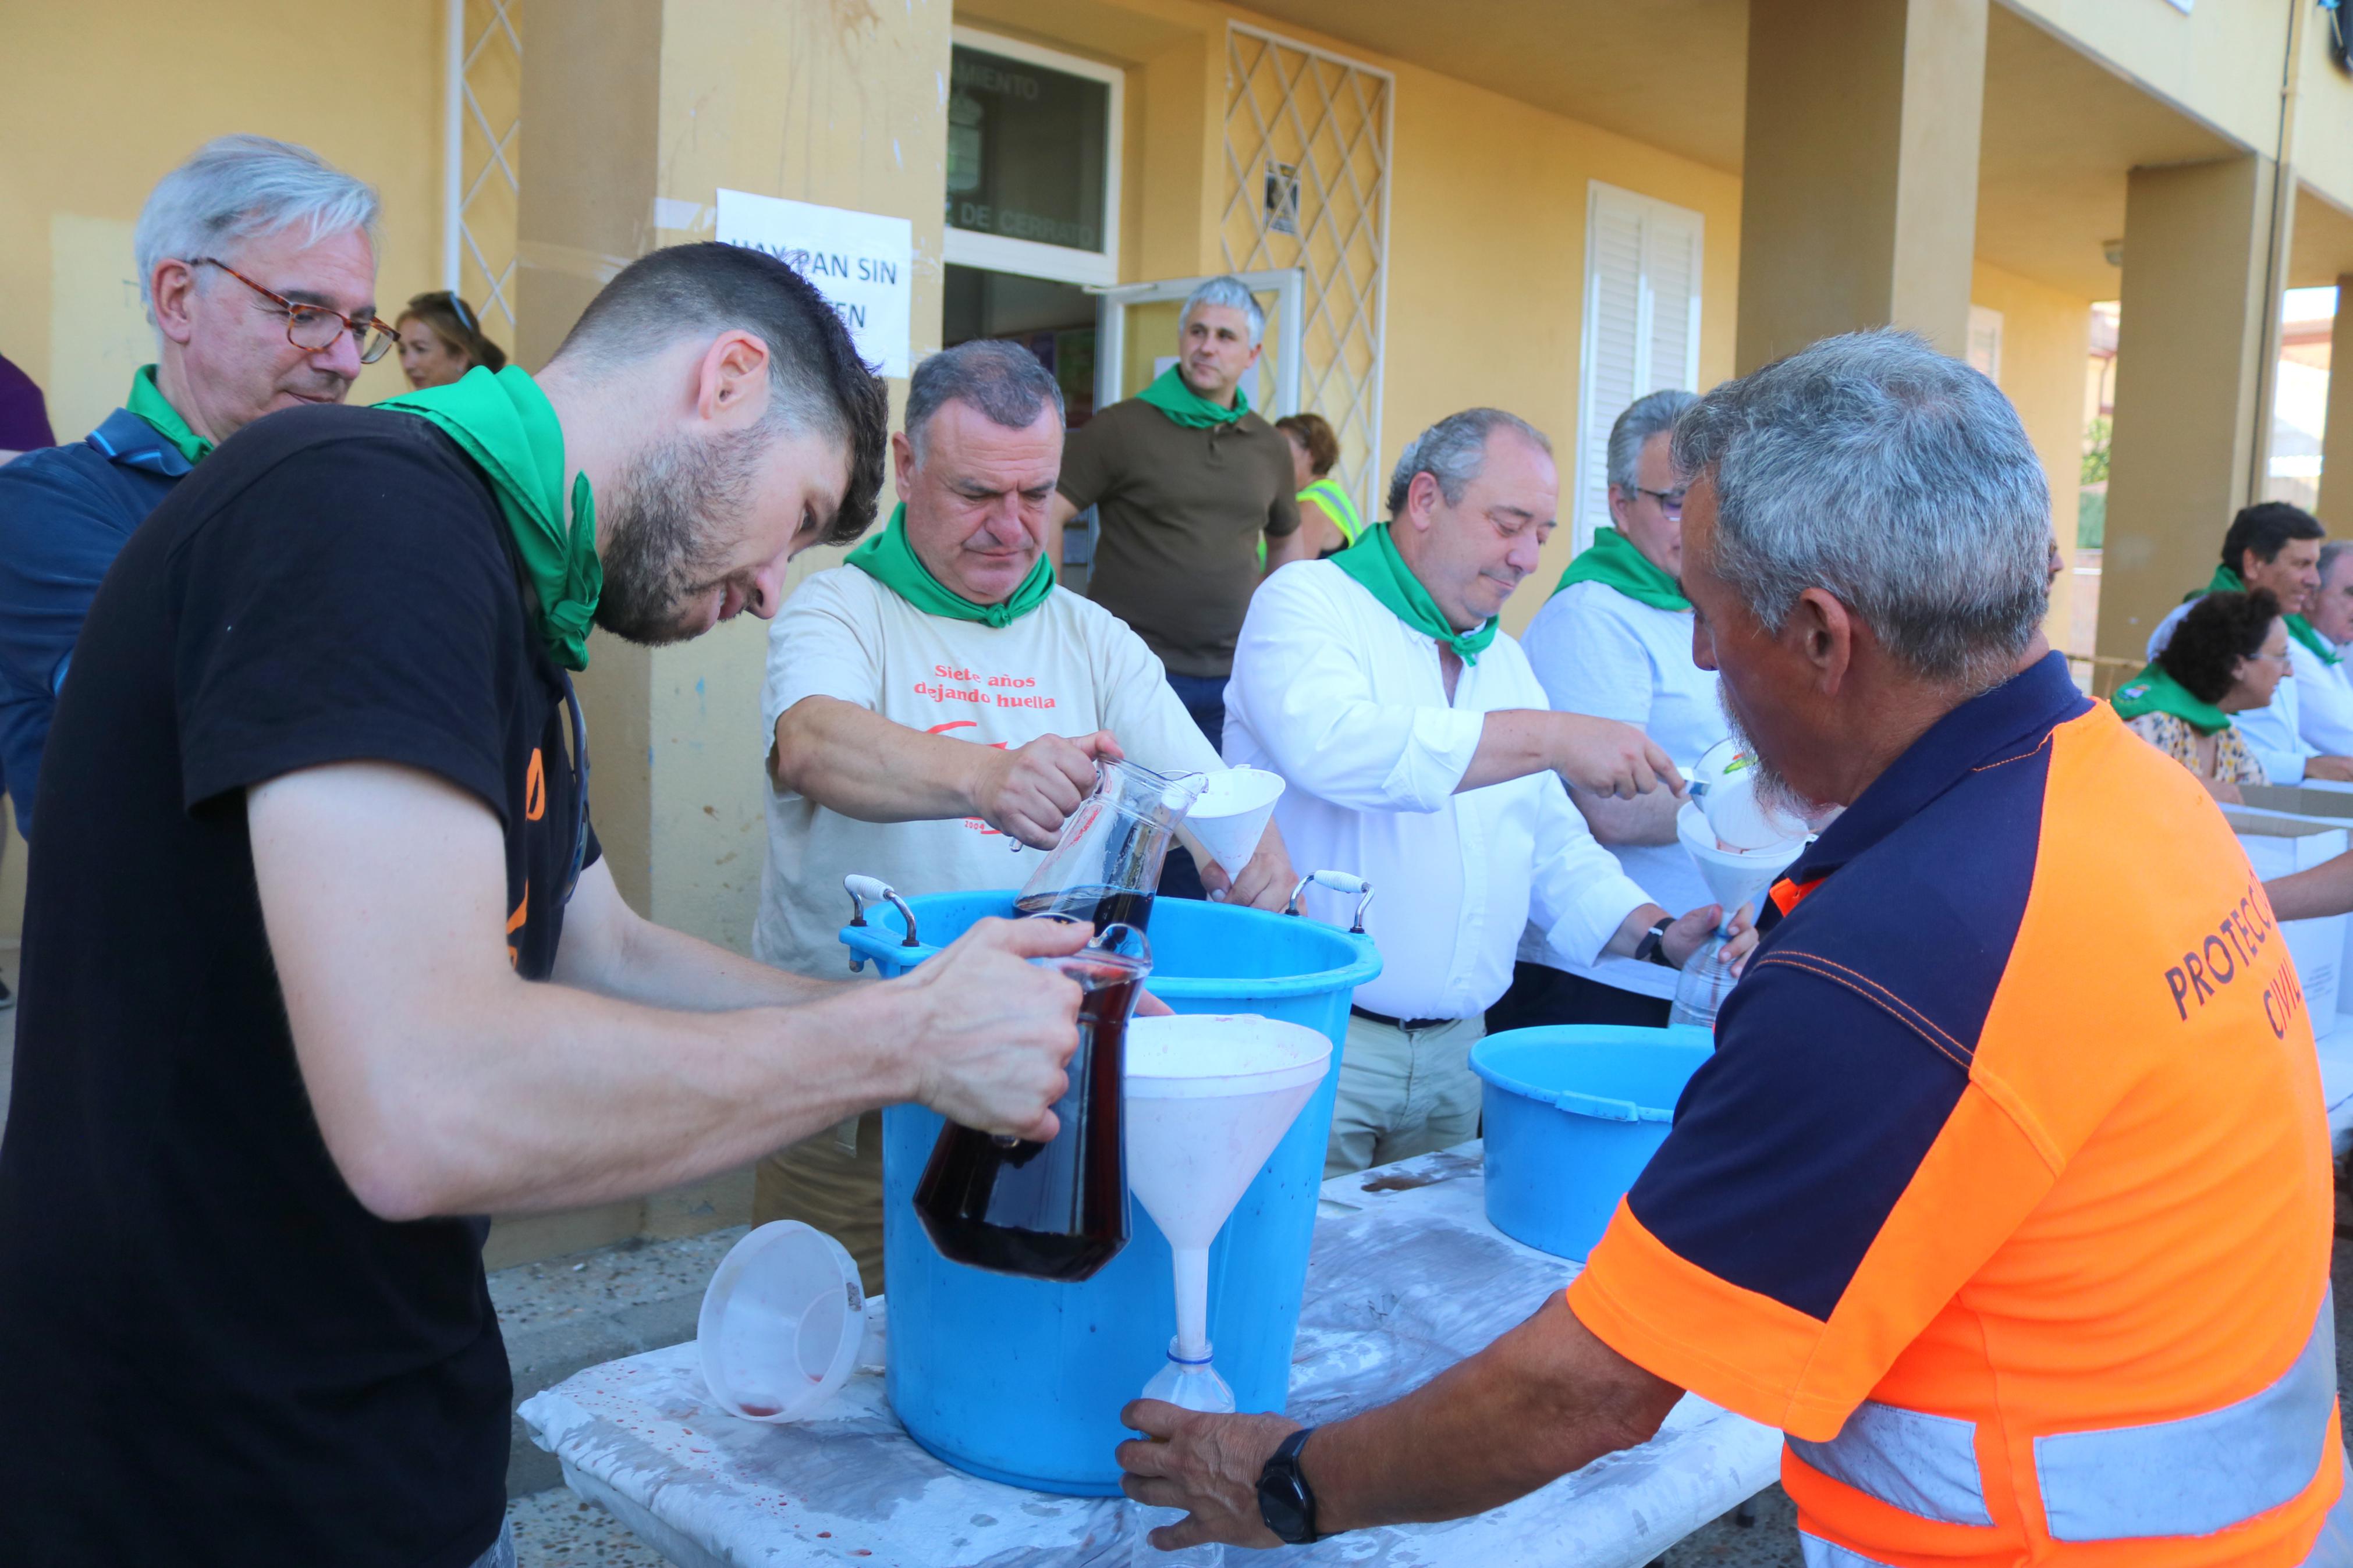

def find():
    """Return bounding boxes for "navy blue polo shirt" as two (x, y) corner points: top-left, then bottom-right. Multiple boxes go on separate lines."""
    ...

(0, 404), (191, 830)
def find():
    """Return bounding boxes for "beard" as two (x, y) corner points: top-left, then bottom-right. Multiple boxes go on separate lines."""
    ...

(1717, 684), (1841, 834)
(593, 427), (764, 646)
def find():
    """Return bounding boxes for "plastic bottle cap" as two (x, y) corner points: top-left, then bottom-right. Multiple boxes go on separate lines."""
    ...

(698, 1221), (864, 1423)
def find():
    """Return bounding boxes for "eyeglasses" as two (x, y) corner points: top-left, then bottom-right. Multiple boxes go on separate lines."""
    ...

(1632, 486), (1687, 520)
(186, 257), (400, 365)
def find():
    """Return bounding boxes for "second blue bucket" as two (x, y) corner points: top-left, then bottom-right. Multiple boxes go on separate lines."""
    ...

(1471, 1025), (1713, 1261)
(842, 892), (1380, 1496)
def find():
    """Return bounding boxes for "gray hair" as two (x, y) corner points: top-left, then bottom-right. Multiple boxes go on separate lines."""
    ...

(2320, 539), (2353, 585)
(1386, 408), (1553, 517)
(1180, 275), (1265, 347)
(1670, 329), (2050, 689)
(904, 339), (1066, 460)
(1607, 387), (1700, 495)
(133, 135), (381, 328)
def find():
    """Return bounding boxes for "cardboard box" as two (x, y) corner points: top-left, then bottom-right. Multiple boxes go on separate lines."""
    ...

(2221, 808), (2349, 1030)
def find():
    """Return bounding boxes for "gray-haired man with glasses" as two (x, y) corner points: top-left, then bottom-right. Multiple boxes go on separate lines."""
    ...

(0, 133), (382, 838)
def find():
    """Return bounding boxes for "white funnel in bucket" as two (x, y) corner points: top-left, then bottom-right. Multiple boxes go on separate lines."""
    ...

(1677, 801), (1804, 931)
(1126, 1014), (1330, 1360)
(1182, 768), (1286, 878)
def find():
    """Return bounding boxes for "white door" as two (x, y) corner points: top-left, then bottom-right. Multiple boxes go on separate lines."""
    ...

(1090, 269), (1306, 420)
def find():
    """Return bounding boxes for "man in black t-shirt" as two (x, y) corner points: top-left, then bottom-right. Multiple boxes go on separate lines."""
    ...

(0, 244), (1098, 1568)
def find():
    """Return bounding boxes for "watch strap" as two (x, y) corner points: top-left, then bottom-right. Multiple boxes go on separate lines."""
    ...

(1258, 1424), (1321, 1544)
(1637, 916), (1676, 968)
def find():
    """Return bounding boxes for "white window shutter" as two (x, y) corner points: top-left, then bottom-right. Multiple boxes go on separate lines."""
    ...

(1577, 183), (1705, 551)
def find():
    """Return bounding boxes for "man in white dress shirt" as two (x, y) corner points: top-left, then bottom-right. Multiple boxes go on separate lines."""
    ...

(752, 340), (1294, 1282)
(2143, 501), (2353, 784)
(1506, 389), (1723, 1030)
(1226, 408), (1747, 1177)
(2292, 539), (2353, 757)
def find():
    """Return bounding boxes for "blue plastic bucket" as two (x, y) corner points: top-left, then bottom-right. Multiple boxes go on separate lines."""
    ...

(843, 892), (1380, 1495)
(1470, 1026), (1713, 1261)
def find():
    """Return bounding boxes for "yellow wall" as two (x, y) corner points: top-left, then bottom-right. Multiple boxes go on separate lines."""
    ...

(0, 0), (446, 942)
(959, 0), (1741, 639)
(0, 0), (444, 437)
(2008, 0), (2291, 162)
(1970, 261), (2093, 646)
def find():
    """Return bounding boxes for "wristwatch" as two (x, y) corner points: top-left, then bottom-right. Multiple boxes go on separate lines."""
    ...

(1634, 916), (1677, 969)
(1257, 1425), (1322, 1545)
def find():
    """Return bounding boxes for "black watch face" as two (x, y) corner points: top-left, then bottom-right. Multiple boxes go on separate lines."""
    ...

(1258, 1473), (1312, 1543)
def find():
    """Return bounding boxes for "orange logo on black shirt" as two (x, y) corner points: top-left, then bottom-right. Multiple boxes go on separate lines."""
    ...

(524, 748), (546, 822)
(506, 883), (528, 968)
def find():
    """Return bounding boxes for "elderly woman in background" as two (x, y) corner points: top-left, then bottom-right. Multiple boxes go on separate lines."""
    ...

(394, 290), (507, 389)
(1274, 411), (1362, 560)
(2111, 587), (2287, 803)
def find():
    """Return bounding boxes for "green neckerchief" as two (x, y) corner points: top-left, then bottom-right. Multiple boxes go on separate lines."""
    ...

(2111, 663), (2231, 736)
(127, 365), (212, 465)
(1552, 525), (1689, 612)
(2188, 563), (2245, 602)
(845, 503), (1055, 628)
(1134, 365), (1248, 429)
(2187, 560), (2339, 667)
(1329, 521), (1500, 664)
(379, 365), (601, 671)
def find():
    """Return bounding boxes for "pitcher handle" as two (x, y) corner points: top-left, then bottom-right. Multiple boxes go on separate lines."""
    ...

(1285, 870), (1375, 934)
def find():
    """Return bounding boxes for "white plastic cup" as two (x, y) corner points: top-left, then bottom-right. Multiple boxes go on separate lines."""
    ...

(1183, 767), (1287, 877)
(698, 1221), (864, 1423)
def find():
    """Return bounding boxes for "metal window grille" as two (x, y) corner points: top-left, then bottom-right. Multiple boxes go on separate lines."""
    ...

(1223, 24), (1393, 520)
(445, 0), (522, 334)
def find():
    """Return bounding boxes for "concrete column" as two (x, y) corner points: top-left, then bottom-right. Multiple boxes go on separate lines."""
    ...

(501, 0), (949, 1262)
(2323, 275), (2353, 533)
(2093, 156), (2285, 664)
(1735, 0), (1988, 371)
(517, 0), (947, 942)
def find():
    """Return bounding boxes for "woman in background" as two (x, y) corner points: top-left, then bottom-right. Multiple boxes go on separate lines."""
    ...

(1274, 411), (1362, 560)
(394, 291), (507, 390)
(2111, 587), (2286, 804)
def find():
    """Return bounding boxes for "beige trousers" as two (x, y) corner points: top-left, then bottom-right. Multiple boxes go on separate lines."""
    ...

(753, 1108), (886, 1295)
(1323, 1012), (1485, 1179)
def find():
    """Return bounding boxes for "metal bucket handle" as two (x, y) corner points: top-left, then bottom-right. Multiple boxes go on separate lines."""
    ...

(1284, 869), (1375, 934)
(843, 874), (921, 972)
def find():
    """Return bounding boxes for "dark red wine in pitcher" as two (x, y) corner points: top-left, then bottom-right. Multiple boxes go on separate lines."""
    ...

(913, 950), (1144, 1281)
(1013, 883), (1155, 934)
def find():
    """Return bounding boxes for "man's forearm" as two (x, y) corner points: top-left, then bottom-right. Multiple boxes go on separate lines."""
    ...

(1307, 1294), (1679, 1531)
(1459, 710), (1563, 792)
(1264, 528), (1311, 573)
(559, 884), (846, 1009)
(1572, 781), (1682, 845)
(772, 696), (979, 823)
(2267, 850), (2353, 922)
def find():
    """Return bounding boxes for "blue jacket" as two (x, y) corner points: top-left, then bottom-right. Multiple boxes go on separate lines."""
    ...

(0, 407), (191, 833)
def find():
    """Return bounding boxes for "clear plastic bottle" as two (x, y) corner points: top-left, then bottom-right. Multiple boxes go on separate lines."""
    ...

(1667, 929), (1740, 1030)
(1129, 1343), (1234, 1567)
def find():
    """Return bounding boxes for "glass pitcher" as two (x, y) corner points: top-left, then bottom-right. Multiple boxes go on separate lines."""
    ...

(914, 925), (1152, 1281)
(1014, 758), (1206, 935)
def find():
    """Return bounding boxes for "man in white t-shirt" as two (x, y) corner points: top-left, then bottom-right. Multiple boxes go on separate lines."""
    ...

(1507, 389), (1721, 1030)
(1227, 408), (1745, 1178)
(751, 340), (1294, 1281)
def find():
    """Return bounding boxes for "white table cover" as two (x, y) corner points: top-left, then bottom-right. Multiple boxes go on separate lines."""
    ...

(519, 1143), (1781, 1567)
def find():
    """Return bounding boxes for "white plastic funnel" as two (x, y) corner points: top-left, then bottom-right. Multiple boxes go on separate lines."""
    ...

(698, 1221), (864, 1423)
(1183, 767), (1286, 877)
(1126, 1014), (1330, 1359)
(1687, 738), (1808, 851)
(1677, 800), (1804, 931)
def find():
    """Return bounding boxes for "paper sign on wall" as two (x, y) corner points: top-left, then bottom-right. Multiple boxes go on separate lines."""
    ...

(715, 189), (912, 377)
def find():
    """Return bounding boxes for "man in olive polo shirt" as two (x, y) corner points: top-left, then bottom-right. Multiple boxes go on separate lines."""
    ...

(1048, 275), (1304, 756)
